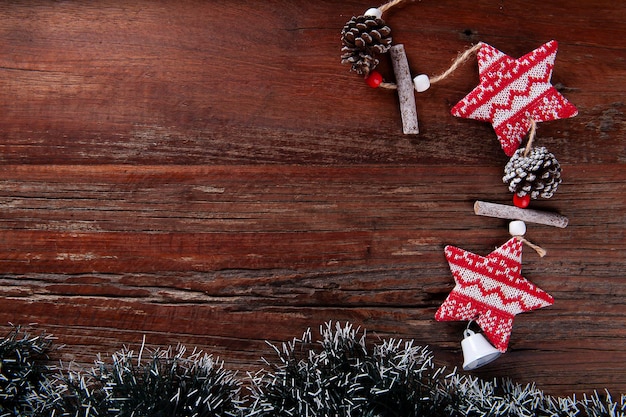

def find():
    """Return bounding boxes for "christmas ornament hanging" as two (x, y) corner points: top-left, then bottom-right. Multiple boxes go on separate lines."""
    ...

(451, 40), (578, 156)
(503, 146), (562, 200)
(435, 237), (554, 353)
(496, 117), (566, 208)
(341, 14), (392, 76)
(341, 0), (576, 369)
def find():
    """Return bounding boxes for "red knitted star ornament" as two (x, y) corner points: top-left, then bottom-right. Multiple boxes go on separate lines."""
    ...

(451, 40), (578, 156)
(435, 238), (554, 352)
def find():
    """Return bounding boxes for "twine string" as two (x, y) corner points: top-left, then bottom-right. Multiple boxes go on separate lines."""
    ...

(515, 236), (547, 258)
(523, 118), (537, 157)
(430, 42), (484, 84)
(380, 82), (398, 90)
(378, 0), (407, 15)
(378, 43), (483, 89)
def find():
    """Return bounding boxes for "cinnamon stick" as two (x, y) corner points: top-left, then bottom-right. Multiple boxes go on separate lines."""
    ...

(474, 201), (569, 228)
(389, 44), (419, 134)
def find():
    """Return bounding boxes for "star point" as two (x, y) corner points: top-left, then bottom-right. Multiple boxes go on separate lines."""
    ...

(451, 40), (578, 156)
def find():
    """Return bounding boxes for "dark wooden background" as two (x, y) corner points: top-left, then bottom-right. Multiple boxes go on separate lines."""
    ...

(0, 0), (624, 396)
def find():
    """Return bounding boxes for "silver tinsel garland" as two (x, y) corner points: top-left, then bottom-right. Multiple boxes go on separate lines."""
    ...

(1, 324), (624, 417)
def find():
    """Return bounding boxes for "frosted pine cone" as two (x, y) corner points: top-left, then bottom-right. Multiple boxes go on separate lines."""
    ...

(341, 15), (392, 76)
(503, 147), (562, 199)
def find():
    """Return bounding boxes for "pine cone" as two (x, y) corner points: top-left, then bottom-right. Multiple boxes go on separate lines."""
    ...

(503, 147), (562, 199)
(341, 15), (392, 76)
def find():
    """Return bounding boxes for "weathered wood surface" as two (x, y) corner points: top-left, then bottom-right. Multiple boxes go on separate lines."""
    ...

(0, 0), (624, 396)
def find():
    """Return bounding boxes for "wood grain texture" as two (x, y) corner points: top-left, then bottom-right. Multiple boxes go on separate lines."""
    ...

(0, 0), (624, 396)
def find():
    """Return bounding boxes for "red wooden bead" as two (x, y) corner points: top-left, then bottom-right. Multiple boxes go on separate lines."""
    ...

(365, 71), (383, 88)
(513, 194), (531, 208)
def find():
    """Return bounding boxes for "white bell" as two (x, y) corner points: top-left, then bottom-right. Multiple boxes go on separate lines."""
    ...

(461, 329), (502, 370)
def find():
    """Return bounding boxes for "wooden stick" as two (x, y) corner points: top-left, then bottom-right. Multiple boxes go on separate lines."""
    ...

(389, 44), (419, 134)
(474, 201), (569, 228)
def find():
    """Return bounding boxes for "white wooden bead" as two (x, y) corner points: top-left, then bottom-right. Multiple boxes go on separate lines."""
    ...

(509, 220), (527, 237)
(364, 8), (383, 19)
(413, 74), (430, 92)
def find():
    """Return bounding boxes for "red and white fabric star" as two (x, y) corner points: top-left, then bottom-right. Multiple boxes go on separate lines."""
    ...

(451, 40), (578, 156)
(435, 238), (554, 352)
